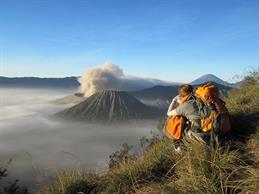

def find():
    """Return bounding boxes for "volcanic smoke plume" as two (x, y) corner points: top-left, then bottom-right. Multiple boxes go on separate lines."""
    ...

(78, 62), (173, 97)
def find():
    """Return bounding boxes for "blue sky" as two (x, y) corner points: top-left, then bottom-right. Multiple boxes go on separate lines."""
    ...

(0, 0), (258, 82)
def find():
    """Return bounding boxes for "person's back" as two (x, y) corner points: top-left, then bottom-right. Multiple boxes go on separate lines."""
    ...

(173, 95), (211, 130)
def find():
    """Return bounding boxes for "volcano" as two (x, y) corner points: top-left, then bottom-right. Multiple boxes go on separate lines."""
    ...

(190, 74), (230, 86)
(55, 90), (162, 122)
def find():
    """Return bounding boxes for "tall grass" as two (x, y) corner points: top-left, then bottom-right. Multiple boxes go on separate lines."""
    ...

(39, 169), (100, 194)
(39, 135), (259, 194)
(39, 139), (178, 194)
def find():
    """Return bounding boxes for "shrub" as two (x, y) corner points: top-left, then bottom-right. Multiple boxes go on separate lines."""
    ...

(0, 167), (30, 194)
(108, 143), (137, 169)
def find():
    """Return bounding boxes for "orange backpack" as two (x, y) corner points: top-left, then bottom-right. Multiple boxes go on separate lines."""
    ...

(166, 115), (187, 140)
(195, 82), (231, 134)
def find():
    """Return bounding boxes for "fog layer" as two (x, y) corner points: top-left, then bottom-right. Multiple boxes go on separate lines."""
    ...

(0, 88), (158, 190)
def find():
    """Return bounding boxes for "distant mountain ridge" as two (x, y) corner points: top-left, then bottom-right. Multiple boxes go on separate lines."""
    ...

(55, 90), (162, 122)
(131, 85), (178, 100)
(0, 76), (181, 90)
(0, 74), (237, 89)
(0, 76), (80, 88)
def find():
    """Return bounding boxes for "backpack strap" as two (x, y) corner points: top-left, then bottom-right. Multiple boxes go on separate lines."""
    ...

(194, 97), (213, 119)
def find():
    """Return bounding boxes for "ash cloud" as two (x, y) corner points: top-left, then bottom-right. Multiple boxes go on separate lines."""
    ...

(78, 62), (175, 97)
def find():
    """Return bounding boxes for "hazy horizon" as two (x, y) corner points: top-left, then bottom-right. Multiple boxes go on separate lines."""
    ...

(0, 68), (241, 84)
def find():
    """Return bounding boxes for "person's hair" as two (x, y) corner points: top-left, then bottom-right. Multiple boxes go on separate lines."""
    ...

(178, 84), (193, 97)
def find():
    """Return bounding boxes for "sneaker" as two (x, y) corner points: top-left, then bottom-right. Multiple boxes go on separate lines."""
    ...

(174, 146), (182, 153)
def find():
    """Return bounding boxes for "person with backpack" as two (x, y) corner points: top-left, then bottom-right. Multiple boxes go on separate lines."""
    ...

(163, 83), (231, 152)
(165, 84), (211, 150)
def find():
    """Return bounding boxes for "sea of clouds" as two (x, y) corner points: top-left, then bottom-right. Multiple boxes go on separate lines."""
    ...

(0, 87), (158, 191)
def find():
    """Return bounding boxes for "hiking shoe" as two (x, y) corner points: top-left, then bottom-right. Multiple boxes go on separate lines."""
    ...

(174, 146), (182, 153)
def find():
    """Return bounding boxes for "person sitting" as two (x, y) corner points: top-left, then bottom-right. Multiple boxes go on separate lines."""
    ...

(165, 84), (211, 151)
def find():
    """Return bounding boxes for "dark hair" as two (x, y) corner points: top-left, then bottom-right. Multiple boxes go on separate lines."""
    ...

(178, 84), (193, 97)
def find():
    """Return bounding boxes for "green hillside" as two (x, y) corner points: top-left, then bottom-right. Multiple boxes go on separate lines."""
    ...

(37, 71), (259, 194)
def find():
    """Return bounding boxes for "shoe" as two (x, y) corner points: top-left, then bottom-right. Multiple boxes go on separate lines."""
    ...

(175, 146), (182, 153)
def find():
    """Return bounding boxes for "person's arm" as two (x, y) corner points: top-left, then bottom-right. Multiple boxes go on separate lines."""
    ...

(167, 102), (188, 117)
(167, 109), (177, 117)
(167, 95), (181, 116)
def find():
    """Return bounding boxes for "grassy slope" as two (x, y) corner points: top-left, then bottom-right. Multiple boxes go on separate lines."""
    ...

(39, 79), (259, 194)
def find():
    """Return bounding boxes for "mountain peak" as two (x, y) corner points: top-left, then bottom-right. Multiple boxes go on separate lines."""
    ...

(200, 74), (217, 77)
(56, 90), (161, 122)
(190, 74), (229, 86)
